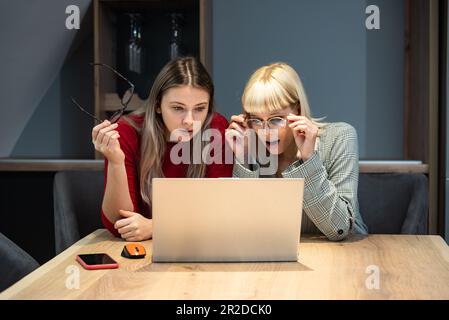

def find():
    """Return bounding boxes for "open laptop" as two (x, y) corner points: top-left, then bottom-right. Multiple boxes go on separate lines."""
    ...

(151, 178), (304, 262)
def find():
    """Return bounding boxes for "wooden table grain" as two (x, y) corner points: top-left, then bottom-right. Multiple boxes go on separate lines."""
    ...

(1, 229), (449, 300)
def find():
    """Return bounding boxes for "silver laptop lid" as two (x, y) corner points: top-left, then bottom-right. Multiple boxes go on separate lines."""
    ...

(152, 178), (304, 262)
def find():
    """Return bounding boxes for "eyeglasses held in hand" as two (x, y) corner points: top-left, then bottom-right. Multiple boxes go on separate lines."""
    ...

(71, 62), (135, 124)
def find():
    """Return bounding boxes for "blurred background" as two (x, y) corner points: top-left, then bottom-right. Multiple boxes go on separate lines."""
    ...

(0, 0), (448, 264)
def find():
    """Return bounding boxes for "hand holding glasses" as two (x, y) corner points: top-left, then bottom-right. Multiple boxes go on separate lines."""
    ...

(71, 62), (135, 124)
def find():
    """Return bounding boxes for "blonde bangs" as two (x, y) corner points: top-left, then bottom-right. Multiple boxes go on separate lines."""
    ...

(241, 62), (327, 128)
(242, 65), (297, 114)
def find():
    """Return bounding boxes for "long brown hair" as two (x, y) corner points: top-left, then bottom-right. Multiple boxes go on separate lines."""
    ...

(124, 57), (216, 205)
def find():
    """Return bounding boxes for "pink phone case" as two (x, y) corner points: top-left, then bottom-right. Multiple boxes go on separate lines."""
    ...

(76, 254), (119, 270)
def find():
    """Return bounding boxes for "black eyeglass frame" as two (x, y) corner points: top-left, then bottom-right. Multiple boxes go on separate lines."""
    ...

(71, 62), (135, 124)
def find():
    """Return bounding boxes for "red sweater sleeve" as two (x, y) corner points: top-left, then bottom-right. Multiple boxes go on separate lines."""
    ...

(101, 113), (232, 236)
(101, 117), (148, 237)
(205, 113), (234, 178)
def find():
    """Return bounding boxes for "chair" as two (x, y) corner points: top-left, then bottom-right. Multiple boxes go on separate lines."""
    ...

(0, 232), (39, 292)
(358, 173), (428, 234)
(53, 170), (104, 254)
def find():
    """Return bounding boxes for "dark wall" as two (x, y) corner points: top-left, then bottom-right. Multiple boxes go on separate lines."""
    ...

(0, 0), (94, 158)
(212, 0), (404, 160)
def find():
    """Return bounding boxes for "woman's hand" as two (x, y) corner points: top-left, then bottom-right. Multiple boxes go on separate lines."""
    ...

(92, 120), (125, 164)
(225, 114), (249, 160)
(114, 210), (153, 242)
(287, 114), (318, 161)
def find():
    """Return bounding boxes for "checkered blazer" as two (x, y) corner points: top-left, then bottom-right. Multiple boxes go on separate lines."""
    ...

(233, 122), (368, 241)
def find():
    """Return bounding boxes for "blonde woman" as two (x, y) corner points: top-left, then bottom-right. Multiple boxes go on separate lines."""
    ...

(92, 57), (233, 241)
(227, 63), (368, 241)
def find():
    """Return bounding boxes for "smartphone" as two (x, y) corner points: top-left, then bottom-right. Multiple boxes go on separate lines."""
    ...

(76, 253), (119, 270)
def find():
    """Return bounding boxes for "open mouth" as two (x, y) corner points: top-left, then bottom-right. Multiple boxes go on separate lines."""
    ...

(180, 128), (194, 136)
(265, 140), (280, 147)
(173, 128), (194, 142)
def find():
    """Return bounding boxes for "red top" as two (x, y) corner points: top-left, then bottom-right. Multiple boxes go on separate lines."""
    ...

(101, 112), (234, 237)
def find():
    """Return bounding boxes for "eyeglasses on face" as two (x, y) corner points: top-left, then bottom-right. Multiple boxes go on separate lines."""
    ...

(71, 62), (135, 124)
(246, 116), (287, 129)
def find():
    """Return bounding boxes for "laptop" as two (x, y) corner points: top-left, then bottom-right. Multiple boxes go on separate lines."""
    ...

(151, 178), (304, 262)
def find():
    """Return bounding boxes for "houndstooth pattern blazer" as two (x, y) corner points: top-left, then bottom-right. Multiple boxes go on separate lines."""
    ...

(233, 122), (369, 241)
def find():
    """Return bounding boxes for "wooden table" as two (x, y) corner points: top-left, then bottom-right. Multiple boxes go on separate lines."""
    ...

(1, 229), (449, 300)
